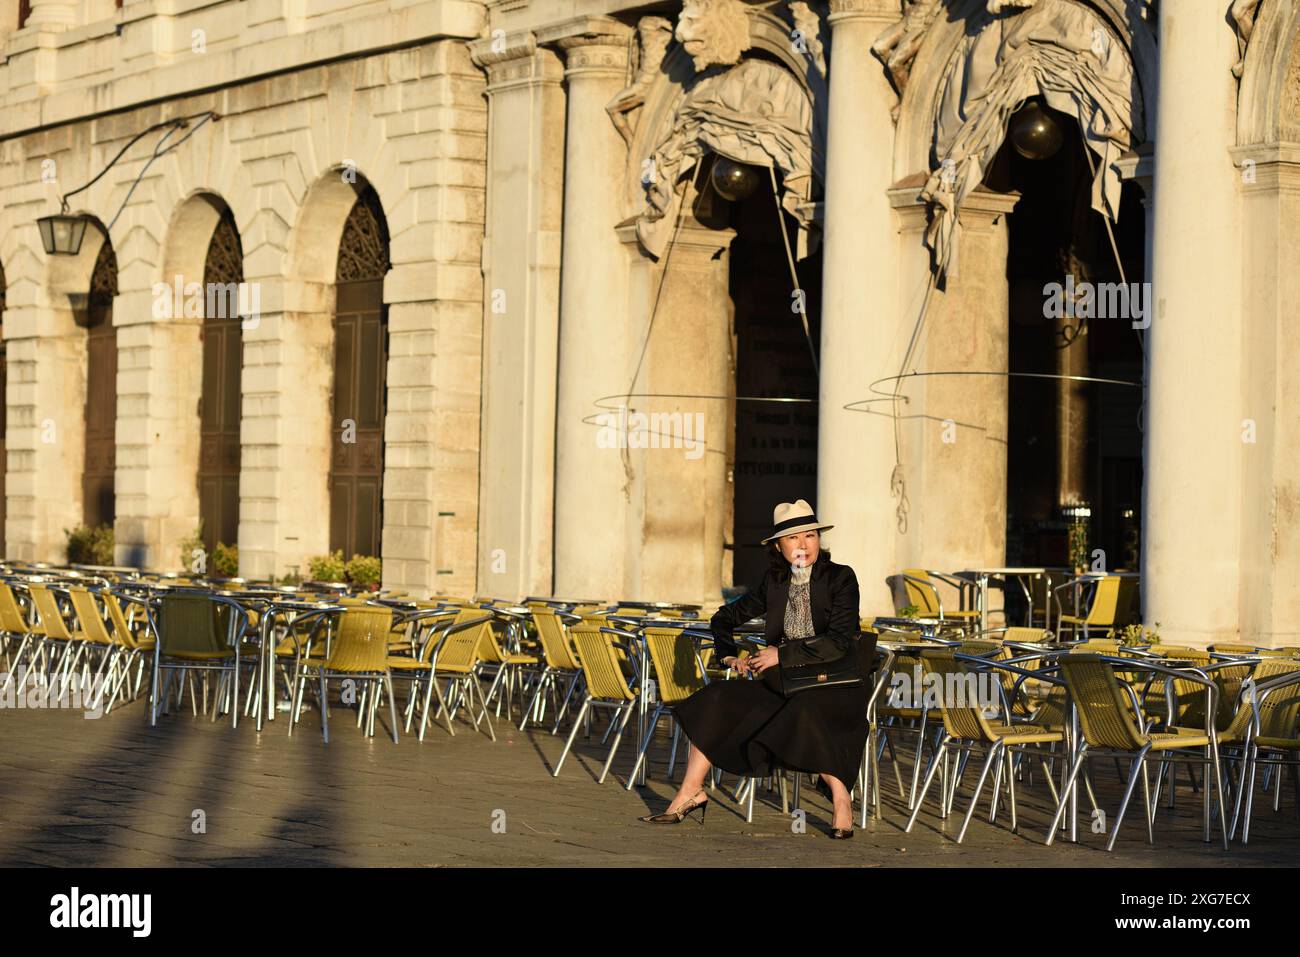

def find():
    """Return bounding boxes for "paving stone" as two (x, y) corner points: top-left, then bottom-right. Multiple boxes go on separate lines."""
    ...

(1, 701), (1298, 866)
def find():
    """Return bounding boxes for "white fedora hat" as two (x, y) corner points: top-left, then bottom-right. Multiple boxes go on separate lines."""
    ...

(760, 499), (833, 544)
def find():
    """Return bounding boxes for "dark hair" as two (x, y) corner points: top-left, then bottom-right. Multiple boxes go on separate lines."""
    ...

(766, 539), (831, 578)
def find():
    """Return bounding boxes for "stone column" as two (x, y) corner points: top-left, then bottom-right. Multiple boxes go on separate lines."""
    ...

(1233, 143), (1300, 646)
(618, 201), (735, 607)
(239, 273), (334, 582)
(1142, 8), (1243, 646)
(891, 186), (1016, 578)
(541, 18), (633, 601)
(469, 34), (566, 599)
(1054, 317), (1089, 510)
(818, 0), (902, 616)
(6, 227), (110, 562)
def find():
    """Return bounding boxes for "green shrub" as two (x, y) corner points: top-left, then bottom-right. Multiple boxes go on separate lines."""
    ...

(345, 554), (382, 587)
(213, 542), (239, 578)
(65, 524), (115, 565)
(308, 550), (346, 582)
(1108, 621), (1159, 645)
(897, 603), (920, 619)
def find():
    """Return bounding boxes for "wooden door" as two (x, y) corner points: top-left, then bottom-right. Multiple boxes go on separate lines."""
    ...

(329, 187), (389, 559)
(197, 213), (243, 553)
(83, 243), (117, 528)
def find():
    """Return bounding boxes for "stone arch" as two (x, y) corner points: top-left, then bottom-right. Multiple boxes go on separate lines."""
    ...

(1236, 0), (1300, 146)
(620, 3), (831, 248)
(157, 191), (247, 562)
(888, 0), (1150, 278)
(892, 0), (1156, 182)
(276, 169), (394, 573)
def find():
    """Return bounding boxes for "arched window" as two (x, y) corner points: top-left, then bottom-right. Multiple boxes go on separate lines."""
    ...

(329, 185), (390, 559)
(82, 241), (118, 528)
(198, 210), (243, 554)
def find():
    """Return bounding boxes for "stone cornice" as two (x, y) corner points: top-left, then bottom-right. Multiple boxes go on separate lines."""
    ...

(1229, 141), (1300, 194)
(889, 182), (1021, 228)
(1, 0), (486, 141)
(535, 15), (633, 48)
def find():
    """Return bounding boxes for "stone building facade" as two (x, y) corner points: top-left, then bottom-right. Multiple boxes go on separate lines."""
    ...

(1, 0), (1298, 646)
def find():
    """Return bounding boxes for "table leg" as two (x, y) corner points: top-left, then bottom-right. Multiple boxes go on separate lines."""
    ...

(264, 613), (276, 725)
(637, 639), (648, 786)
(1069, 702), (1079, 842)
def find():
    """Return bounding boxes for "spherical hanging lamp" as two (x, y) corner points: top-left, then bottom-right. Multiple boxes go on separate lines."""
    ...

(710, 156), (762, 202)
(1008, 100), (1065, 160)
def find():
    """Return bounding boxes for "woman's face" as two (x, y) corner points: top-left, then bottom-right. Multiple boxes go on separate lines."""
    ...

(777, 529), (820, 568)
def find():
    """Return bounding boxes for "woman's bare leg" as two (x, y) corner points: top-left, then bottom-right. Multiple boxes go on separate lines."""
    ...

(665, 742), (712, 809)
(821, 773), (853, 829)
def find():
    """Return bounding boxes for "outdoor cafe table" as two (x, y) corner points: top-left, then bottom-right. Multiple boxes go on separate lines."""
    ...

(240, 596), (346, 731)
(953, 567), (1058, 634)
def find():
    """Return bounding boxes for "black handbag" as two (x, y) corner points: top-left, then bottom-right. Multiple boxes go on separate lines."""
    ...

(779, 632), (874, 696)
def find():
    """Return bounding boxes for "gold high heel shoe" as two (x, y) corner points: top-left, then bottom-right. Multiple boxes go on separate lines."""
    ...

(639, 790), (708, 825)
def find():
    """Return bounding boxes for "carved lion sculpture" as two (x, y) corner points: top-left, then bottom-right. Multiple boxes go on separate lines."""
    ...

(675, 0), (752, 73)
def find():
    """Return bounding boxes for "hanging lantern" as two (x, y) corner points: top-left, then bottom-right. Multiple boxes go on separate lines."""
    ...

(37, 212), (92, 256)
(710, 156), (762, 202)
(1008, 100), (1065, 160)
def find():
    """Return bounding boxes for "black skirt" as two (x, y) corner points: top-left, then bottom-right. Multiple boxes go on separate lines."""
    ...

(671, 664), (871, 788)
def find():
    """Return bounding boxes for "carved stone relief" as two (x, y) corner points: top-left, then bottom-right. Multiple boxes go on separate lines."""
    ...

(675, 0), (753, 72)
(607, 17), (675, 147)
(918, 0), (1142, 277)
(616, 1), (828, 261)
(1231, 0), (1264, 79)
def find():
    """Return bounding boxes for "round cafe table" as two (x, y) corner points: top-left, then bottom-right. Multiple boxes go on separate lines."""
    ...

(240, 596), (346, 731)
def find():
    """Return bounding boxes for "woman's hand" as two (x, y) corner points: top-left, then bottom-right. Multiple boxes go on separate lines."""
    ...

(723, 655), (752, 675)
(748, 646), (779, 674)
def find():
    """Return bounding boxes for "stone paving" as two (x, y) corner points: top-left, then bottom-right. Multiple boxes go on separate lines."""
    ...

(1, 698), (1298, 867)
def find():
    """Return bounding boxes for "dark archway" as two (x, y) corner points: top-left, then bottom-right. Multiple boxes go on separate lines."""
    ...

(329, 183), (390, 560)
(198, 205), (244, 555)
(987, 102), (1145, 593)
(81, 241), (118, 528)
(703, 156), (822, 587)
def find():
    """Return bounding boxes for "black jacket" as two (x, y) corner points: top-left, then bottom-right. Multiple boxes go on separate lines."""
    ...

(709, 555), (862, 670)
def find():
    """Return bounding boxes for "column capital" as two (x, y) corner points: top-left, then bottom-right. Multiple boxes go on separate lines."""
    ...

(827, 0), (901, 27)
(1116, 142), (1155, 197)
(469, 31), (564, 90)
(889, 182), (1020, 230)
(1229, 142), (1300, 194)
(537, 17), (632, 78)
